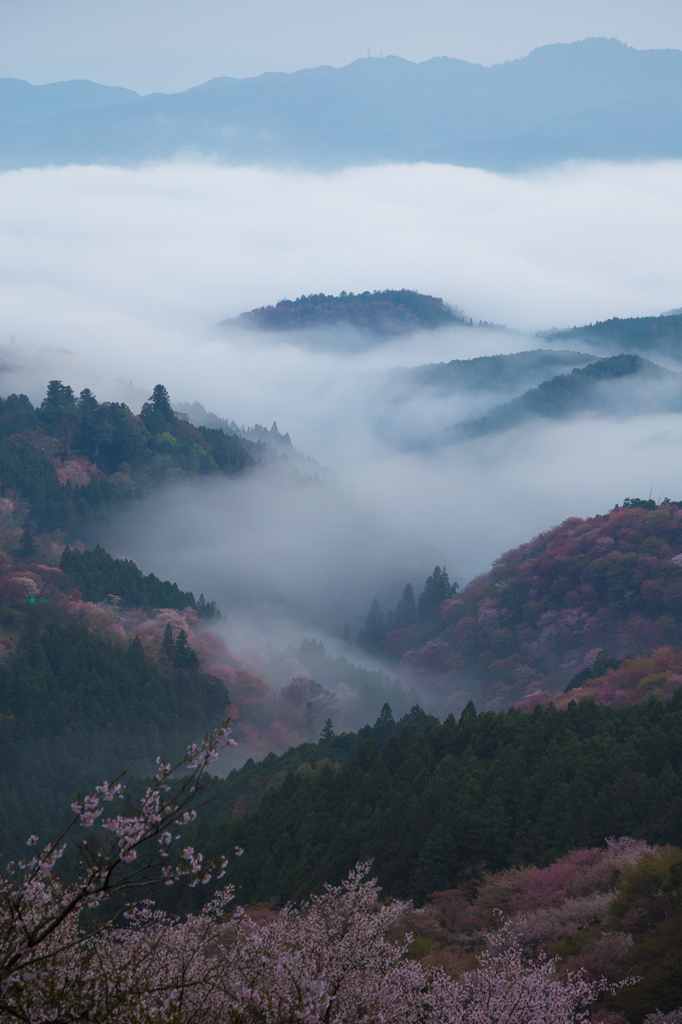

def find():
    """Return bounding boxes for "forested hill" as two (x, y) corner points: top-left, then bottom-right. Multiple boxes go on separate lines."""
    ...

(180, 690), (682, 907)
(545, 311), (682, 359)
(0, 604), (228, 857)
(225, 290), (465, 337)
(444, 354), (681, 441)
(359, 499), (682, 711)
(0, 381), (253, 538)
(59, 544), (218, 616)
(396, 349), (595, 395)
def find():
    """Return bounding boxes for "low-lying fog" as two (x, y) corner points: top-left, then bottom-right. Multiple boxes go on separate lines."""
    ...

(3, 157), (682, 695)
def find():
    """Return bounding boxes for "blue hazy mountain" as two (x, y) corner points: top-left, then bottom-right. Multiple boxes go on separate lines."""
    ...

(2, 38), (682, 171)
(544, 312), (682, 360)
(444, 354), (682, 442)
(0, 78), (140, 124)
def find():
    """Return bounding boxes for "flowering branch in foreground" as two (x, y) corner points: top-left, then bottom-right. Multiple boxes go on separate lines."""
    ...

(0, 860), (634, 1024)
(0, 717), (235, 1010)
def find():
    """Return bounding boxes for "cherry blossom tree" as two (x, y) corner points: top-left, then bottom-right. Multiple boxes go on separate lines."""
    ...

(280, 677), (338, 741)
(0, 716), (236, 1018)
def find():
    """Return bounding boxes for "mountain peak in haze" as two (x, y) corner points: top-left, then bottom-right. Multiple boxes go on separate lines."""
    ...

(3, 38), (682, 171)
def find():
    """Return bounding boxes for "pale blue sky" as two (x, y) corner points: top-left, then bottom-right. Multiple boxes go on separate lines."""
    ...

(1, 0), (681, 93)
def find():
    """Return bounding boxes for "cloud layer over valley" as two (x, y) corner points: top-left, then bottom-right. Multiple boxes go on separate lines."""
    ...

(3, 156), (682, 656)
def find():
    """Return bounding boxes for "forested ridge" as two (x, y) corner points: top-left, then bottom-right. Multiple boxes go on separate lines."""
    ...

(2, 376), (682, 1022)
(180, 692), (682, 908)
(547, 311), (682, 359)
(227, 289), (465, 336)
(59, 543), (218, 615)
(444, 354), (682, 440)
(0, 381), (253, 537)
(356, 499), (682, 711)
(0, 604), (228, 857)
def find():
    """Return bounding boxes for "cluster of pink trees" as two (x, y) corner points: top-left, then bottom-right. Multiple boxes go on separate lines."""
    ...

(0, 718), (632, 1024)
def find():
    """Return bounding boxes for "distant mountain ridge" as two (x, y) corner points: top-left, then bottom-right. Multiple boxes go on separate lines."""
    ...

(545, 312), (682, 359)
(395, 349), (596, 395)
(0, 78), (140, 124)
(444, 354), (682, 441)
(3, 38), (682, 171)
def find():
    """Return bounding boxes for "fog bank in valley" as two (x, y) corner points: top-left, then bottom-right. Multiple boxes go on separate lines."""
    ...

(3, 156), (682, 720)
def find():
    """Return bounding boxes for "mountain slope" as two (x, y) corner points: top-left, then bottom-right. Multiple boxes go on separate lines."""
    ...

(444, 354), (681, 441)
(396, 349), (596, 395)
(185, 691), (682, 905)
(0, 78), (140, 124)
(3, 39), (682, 171)
(380, 498), (682, 709)
(545, 312), (682, 360)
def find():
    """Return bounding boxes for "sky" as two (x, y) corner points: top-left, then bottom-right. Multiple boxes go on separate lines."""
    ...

(1, 0), (682, 92)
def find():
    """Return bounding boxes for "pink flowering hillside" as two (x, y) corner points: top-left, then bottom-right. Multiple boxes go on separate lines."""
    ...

(383, 500), (682, 711)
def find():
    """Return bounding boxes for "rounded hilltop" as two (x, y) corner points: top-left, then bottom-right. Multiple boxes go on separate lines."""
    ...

(222, 288), (466, 336)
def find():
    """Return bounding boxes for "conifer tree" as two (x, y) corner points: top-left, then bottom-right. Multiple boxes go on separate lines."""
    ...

(356, 598), (386, 651)
(19, 519), (38, 557)
(174, 628), (199, 668)
(394, 583), (417, 628)
(140, 384), (175, 435)
(320, 718), (335, 741)
(161, 623), (174, 660)
(417, 566), (457, 621)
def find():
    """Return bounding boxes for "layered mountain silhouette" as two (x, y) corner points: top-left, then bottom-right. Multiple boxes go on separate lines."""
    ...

(444, 354), (682, 441)
(395, 349), (596, 395)
(3, 38), (682, 171)
(545, 312), (682, 360)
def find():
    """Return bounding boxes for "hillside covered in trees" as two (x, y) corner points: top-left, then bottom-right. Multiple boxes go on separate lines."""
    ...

(395, 348), (596, 396)
(225, 289), (465, 337)
(357, 499), (682, 712)
(181, 691), (682, 910)
(0, 603), (229, 858)
(545, 311), (682, 360)
(0, 381), (253, 538)
(444, 355), (682, 442)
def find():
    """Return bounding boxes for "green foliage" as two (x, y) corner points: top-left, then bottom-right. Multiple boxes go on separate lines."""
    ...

(232, 289), (464, 336)
(0, 606), (228, 859)
(565, 650), (624, 693)
(417, 566), (457, 621)
(185, 691), (682, 906)
(0, 434), (135, 534)
(355, 566), (458, 657)
(59, 544), (212, 614)
(0, 383), (253, 538)
(394, 583), (417, 629)
(19, 518), (38, 557)
(607, 847), (682, 1021)
(356, 597), (386, 653)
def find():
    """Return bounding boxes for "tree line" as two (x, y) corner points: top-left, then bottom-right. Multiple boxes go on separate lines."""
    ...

(0, 382), (253, 535)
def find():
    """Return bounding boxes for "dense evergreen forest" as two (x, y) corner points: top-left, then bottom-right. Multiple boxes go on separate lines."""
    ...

(181, 692), (682, 907)
(546, 311), (682, 358)
(0, 604), (228, 857)
(59, 543), (218, 616)
(227, 289), (465, 336)
(0, 381), (253, 536)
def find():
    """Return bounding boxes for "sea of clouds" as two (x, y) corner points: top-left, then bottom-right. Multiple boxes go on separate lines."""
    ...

(2, 157), (682, 641)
